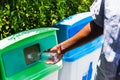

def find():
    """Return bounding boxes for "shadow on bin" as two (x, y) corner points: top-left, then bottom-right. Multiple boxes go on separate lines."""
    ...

(0, 28), (62, 80)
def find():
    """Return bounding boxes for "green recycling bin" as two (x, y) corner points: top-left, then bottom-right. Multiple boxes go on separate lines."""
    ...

(0, 28), (62, 80)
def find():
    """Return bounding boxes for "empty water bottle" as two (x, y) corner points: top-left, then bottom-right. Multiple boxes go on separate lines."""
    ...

(41, 52), (59, 64)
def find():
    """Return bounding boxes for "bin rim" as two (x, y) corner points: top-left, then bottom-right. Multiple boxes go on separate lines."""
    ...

(62, 35), (103, 62)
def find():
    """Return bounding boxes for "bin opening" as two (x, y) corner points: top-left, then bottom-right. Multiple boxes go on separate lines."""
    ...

(24, 44), (41, 65)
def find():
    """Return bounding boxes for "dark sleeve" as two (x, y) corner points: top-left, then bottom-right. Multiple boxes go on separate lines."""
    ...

(90, 0), (104, 27)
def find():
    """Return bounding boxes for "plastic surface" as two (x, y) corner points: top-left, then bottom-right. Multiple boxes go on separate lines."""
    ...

(0, 28), (62, 80)
(54, 12), (93, 43)
(41, 71), (59, 80)
(63, 35), (103, 62)
(58, 36), (103, 80)
(58, 48), (102, 80)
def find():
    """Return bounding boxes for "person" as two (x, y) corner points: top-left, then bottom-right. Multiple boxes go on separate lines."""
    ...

(46, 0), (120, 80)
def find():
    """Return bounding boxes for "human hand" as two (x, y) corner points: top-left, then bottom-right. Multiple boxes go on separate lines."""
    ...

(45, 45), (64, 64)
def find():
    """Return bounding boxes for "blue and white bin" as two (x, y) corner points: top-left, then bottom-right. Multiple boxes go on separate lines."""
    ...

(54, 12), (103, 80)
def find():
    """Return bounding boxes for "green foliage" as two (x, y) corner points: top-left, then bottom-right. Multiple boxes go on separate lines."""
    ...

(0, 0), (94, 39)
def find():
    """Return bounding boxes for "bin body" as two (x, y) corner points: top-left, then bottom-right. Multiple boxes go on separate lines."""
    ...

(42, 70), (59, 80)
(0, 28), (62, 80)
(58, 36), (103, 80)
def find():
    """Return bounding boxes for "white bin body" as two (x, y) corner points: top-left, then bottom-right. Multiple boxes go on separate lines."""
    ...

(42, 71), (58, 80)
(40, 60), (62, 80)
(58, 47), (102, 80)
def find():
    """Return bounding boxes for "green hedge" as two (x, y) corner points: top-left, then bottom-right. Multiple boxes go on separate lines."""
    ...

(0, 0), (94, 39)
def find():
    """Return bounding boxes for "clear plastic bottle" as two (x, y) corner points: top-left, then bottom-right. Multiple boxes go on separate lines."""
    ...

(41, 52), (59, 64)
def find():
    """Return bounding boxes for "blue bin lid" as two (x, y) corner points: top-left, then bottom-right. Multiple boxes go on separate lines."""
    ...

(62, 35), (103, 62)
(55, 12), (93, 26)
(54, 12), (94, 43)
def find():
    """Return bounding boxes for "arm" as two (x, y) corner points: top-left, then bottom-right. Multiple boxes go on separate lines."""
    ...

(59, 21), (103, 53)
(46, 21), (103, 64)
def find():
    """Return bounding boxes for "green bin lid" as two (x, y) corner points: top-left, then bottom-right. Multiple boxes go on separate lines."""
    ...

(0, 28), (58, 50)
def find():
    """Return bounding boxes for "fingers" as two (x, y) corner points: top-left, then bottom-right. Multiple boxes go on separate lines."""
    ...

(46, 60), (56, 64)
(46, 44), (62, 54)
(45, 44), (63, 64)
